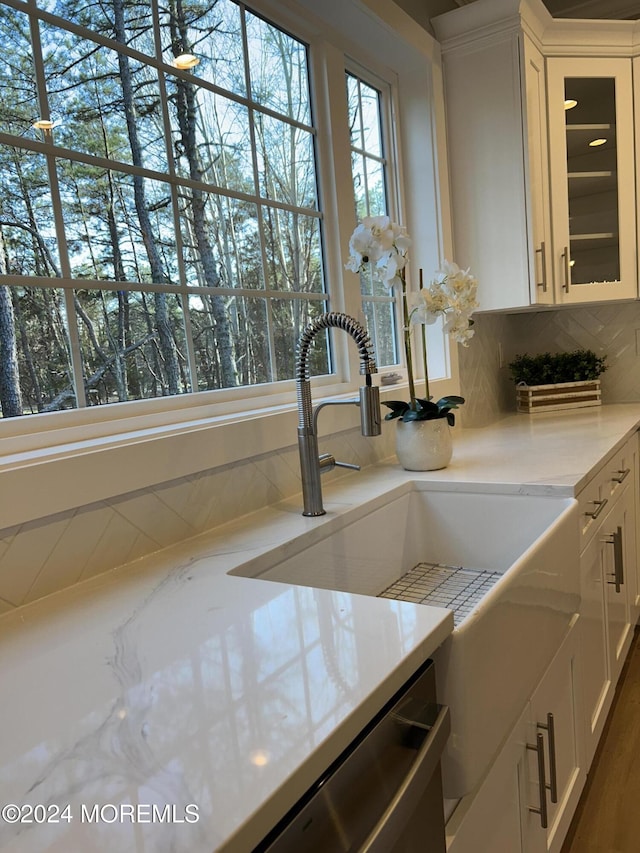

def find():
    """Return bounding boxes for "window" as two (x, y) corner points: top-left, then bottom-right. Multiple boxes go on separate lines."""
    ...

(0, 0), (333, 418)
(346, 69), (399, 368)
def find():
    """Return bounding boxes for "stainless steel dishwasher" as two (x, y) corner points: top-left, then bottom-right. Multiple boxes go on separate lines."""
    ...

(255, 658), (450, 853)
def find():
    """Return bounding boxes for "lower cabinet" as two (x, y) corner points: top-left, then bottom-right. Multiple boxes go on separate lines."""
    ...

(446, 434), (639, 853)
(446, 617), (585, 853)
(580, 479), (636, 767)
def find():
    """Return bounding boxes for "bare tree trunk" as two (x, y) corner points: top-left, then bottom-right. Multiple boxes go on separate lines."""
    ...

(169, 0), (238, 388)
(112, 0), (181, 397)
(0, 231), (22, 417)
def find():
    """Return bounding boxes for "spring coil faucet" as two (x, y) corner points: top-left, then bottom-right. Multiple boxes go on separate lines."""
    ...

(295, 312), (381, 516)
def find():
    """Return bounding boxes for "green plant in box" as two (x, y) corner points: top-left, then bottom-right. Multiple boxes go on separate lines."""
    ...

(508, 349), (607, 386)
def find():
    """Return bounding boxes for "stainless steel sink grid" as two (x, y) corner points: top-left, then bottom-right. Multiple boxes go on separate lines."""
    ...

(377, 562), (503, 625)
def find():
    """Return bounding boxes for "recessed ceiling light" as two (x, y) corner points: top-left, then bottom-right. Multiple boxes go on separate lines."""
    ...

(589, 138), (607, 147)
(564, 99), (578, 110)
(173, 53), (199, 70)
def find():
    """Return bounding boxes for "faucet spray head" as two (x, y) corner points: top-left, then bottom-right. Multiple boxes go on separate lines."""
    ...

(359, 381), (381, 436)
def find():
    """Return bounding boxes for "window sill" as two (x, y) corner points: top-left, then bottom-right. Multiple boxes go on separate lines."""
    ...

(0, 383), (391, 530)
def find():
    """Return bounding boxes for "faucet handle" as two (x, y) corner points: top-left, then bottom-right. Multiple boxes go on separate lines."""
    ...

(318, 453), (360, 473)
(335, 460), (361, 471)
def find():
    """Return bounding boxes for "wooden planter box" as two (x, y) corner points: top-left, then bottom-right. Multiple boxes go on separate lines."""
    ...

(516, 379), (602, 414)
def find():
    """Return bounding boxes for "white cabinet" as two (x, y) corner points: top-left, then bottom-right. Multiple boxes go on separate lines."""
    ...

(526, 617), (585, 853)
(433, 10), (551, 311)
(445, 432), (639, 853)
(446, 618), (585, 853)
(524, 35), (554, 304)
(578, 436), (637, 767)
(433, 0), (639, 311)
(546, 57), (637, 303)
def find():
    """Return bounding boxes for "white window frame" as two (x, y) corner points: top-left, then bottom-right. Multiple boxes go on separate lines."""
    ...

(0, 0), (460, 529)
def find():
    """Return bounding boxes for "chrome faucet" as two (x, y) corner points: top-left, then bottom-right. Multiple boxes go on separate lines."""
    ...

(296, 312), (381, 516)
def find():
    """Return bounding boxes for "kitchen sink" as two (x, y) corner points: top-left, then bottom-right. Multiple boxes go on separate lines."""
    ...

(230, 483), (579, 798)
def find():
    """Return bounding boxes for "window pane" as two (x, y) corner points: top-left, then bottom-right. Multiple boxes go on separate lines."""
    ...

(7, 286), (76, 415)
(271, 298), (329, 380)
(346, 70), (398, 367)
(180, 193), (262, 289)
(159, 0), (246, 98)
(262, 208), (323, 293)
(42, 0), (152, 49)
(0, 146), (60, 278)
(256, 116), (316, 209)
(0, 6), (38, 138)
(59, 161), (179, 285)
(75, 288), (189, 403)
(362, 300), (397, 367)
(246, 12), (311, 125)
(190, 293), (271, 389)
(41, 25), (167, 171)
(167, 83), (254, 194)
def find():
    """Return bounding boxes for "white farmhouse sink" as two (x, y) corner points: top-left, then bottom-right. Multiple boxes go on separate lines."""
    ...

(230, 483), (579, 798)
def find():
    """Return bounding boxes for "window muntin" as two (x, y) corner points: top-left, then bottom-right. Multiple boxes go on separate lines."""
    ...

(0, 0), (331, 416)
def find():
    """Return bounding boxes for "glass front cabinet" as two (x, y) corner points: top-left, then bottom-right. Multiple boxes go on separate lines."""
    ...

(547, 57), (637, 303)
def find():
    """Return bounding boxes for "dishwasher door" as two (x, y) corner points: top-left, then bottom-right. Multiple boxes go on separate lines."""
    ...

(257, 659), (450, 853)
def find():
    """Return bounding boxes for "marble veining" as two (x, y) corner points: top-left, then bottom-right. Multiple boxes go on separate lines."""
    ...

(0, 513), (452, 853)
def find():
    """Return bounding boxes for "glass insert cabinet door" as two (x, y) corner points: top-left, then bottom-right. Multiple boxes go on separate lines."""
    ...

(547, 57), (637, 303)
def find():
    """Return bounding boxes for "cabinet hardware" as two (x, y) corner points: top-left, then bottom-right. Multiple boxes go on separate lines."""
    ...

(585, 498), (608, 519)
(561, 246), (571, 292)
(527, 732), (548, 829)
(605, 526), (624, 593)
(612, 468), (630, 484)
(537, 713), (557, 803)
(535, 242), (547, 292)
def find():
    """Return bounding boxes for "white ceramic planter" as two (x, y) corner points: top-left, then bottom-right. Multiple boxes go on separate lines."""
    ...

(395, 418), (453, 471)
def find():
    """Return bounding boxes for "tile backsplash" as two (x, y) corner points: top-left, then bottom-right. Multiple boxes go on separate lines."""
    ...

(0, 424), (396, 613)
(458, 301), (640, 426)
(4, 299), (640, 613)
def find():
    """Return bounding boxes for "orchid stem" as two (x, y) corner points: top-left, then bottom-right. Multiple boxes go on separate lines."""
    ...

(402, 275), (416, 410)
(419, 269), (430, 400)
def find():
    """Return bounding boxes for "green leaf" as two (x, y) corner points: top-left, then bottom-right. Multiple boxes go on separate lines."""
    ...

(383, 400), (410, 421)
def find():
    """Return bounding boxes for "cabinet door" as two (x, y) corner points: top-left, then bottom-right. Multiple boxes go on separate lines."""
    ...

(446, 705), (529, 853)
(523, 35), (554, 305)
(601, 484), (635, 685)
(547, 57), (636, 303)
(526, 617), (585, 853)
(579, 528), (612, 768)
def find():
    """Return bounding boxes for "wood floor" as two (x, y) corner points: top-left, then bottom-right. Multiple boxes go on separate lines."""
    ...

(562, 628), (640, 853)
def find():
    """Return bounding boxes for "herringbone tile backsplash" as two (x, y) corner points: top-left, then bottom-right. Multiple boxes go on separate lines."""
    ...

(458, 302), (640, 426)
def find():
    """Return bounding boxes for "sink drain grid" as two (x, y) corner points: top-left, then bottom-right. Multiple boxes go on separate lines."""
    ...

(377, 562), (503, 624)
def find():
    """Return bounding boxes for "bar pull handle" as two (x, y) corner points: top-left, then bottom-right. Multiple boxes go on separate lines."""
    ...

(606, 526), (624, 593)
(537, 713), (557, 803)
(360, 704), (450, 852)
(612, 468), (630, 484)
(562, 246), (571, 292)
(528, 732), (548, 829)
(535, 242), (547, 292)
(585, 498), (608, 520)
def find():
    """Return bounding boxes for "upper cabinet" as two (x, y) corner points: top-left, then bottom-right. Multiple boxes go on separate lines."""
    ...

(547, 58), (636, 303)
(433, 0), (639, 312)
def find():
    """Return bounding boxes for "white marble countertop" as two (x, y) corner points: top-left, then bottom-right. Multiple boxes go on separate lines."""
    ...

(2, 402), (640, 853)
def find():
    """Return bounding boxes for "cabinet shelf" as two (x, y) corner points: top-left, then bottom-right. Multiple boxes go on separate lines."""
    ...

(571, 232), (615, 241)
(566, 123), (613, 132)
(567, 171), (616, 200)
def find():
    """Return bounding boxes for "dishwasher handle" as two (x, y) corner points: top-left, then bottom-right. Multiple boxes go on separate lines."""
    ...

(360, 703), (451, 853)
